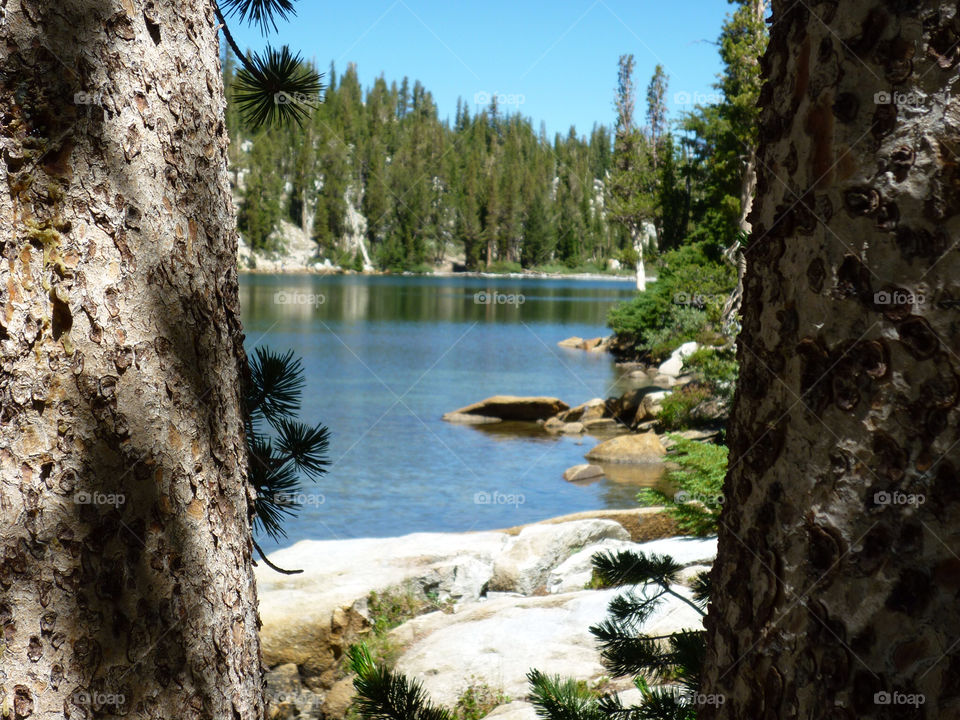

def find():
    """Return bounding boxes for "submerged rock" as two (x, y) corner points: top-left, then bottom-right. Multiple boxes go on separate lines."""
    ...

(563, 463), (605, 483)
(443, 395), (570, 423)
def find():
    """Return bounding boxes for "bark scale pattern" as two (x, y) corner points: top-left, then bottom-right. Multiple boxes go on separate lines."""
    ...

(702, 2), (960, 718)
(0, 0), (263, 717)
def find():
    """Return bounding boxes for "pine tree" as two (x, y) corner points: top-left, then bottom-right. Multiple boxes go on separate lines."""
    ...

(646, 64), (669, 170)
(608, 54), (657, 288)
(521, 192), (554, 268)
(239, 133), (285, 250)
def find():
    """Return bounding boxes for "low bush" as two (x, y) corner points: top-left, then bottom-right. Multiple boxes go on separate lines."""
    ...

(453, 678), (510, 720)
(637, 436), (727, 536)
(657, 384), (712, 431)
(485, 259), (524, 274)
(606, 241), (735, 361)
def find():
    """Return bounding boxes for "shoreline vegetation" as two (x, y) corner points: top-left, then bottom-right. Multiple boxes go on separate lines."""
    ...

(238, 265), (643, 282)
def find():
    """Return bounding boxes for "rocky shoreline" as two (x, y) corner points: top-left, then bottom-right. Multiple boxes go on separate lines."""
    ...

(258, 512), (717, 720)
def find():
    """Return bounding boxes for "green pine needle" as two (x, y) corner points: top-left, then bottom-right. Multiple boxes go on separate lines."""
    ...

(591, 550), (682, 588)
(275, 418), (331, 479)
(234, 46), (323, 129)
(247, 346), (305, 422)
(245, 346), (330, 544)
(526, 670), (605, 720)
(691, 571), (711, 609)
(349, 643), (453, 720)
(249, 434), (301, 540)
(220, 0), (296, 35)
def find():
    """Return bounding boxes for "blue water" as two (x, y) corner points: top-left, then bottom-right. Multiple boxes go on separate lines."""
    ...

(240, 274), (652, 552)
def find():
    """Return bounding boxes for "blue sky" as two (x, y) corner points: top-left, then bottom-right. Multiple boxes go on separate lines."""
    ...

(224, 0), (733, 137)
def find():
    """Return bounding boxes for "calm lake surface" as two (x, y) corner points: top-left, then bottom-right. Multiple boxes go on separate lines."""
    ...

(239, 274), (654, 552)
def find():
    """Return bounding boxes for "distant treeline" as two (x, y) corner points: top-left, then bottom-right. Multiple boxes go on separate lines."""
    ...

(223, 1), (761, 272)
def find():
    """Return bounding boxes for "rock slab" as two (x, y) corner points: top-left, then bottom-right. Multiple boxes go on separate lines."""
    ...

(585, 432), (666, 464)
(444, 395), (570, 423)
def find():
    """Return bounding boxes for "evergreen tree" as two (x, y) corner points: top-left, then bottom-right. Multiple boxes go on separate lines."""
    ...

(646, 64), (669, 170)
(521, 192), (554, 268)
(238, 133), (285, 250)
(607, 55), (656, 286)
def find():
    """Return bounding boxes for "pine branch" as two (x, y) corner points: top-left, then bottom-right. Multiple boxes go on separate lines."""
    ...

(275, 418), (331, 479)
(603, 588), (667, 627)
(350, 644), (453, 720)
(590, 629), (680, 680)
(234, 46), (322, 129)
(248, 433), (301, 540)
(219, 0), (296, 35)
(247, 346), (305, 422)
(253, 538), (303, 574)
(527, 670), (605, 720)
(591, 550), (682, 588)
(214, 2), (323, 129)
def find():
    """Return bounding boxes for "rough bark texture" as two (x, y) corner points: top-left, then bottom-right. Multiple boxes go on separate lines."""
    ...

(0, 0), (263, 717)
(703, 1), (960, 718)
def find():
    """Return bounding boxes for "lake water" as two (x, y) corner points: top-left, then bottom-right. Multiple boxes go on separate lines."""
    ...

(239, 274), (656, 552)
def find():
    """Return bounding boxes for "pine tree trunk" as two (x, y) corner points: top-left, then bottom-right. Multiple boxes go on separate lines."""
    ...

(0, 1), (263, 717)
(702, 1), (960, 716)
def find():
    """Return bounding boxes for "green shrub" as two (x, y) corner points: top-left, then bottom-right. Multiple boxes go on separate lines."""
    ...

(453, 678), (510, 720)
(407, 262), (437, 274)
(485, 260), (523, 274)
(656, 384), (712, 431)
(683, 347), (738, 403)
(642, 307), (709, 362)
(348, 583), (453, 670)
(606, 241), (735, 360)
(618, 245), (639, 268)
(637, 436), (727, 536)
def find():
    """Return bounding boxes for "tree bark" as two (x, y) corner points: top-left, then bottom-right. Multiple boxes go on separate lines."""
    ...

(702, 1), (960, 717)
(0, 0), (263, 717)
